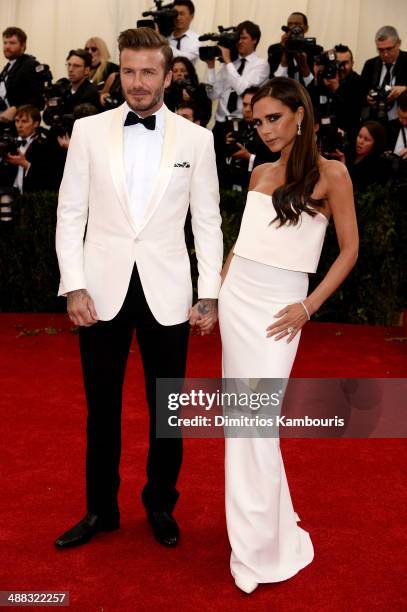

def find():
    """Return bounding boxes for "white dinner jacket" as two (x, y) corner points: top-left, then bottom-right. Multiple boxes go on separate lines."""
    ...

(55, 104), (223, 324)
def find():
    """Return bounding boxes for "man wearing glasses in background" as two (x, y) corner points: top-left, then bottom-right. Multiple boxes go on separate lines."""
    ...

(64, 49), (101, 114)
(361, 26), (407, 122)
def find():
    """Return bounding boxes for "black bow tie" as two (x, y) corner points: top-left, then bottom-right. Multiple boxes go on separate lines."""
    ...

(124, 111), (156, 130)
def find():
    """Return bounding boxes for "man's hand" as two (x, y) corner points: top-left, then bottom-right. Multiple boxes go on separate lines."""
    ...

(67, 289), (98, 327)
(367, 93), (375, 106)
(398, 147), (407, 160)
(6, 150), (30, 169)
(204, 57), (216, 69)
(57, 134), (70, 150)
(323, 74), (340, 92)
(232, 142), (251, 160)
(189, 298), (218, 335)
(0, 106), (16, 122)
(387, 85), (407, 102)
(295, 52), (310, 77)
(218, 45), (232, 64)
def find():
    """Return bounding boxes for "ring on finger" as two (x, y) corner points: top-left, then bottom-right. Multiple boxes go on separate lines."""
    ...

(287, 326), (294, 334)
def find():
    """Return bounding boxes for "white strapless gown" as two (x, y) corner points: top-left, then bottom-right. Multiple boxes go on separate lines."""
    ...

(218, 252), (315, 590)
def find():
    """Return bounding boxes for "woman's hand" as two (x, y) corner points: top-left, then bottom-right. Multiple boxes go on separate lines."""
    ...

(266, 302), (310, 343)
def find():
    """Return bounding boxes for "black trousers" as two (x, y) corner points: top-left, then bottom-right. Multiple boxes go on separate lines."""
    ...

(79, 263), (190, 521)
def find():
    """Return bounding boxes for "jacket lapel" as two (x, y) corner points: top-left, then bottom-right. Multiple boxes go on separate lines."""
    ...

(108, 103), (139, 233)
(137, 106), (177, 233)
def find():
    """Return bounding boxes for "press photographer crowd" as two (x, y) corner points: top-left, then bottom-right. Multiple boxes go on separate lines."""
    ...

(0, 1), (406, 214)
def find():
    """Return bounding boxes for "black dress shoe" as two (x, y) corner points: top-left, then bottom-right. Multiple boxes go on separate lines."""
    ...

(54, 512), (119, 549)
(147, 511), (179, 547)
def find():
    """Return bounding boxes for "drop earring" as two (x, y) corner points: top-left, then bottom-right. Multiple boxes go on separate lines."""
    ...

(297, 122), (302, 136)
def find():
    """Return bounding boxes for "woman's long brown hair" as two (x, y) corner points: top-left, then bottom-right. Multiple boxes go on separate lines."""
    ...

(251, 77), (322, 226)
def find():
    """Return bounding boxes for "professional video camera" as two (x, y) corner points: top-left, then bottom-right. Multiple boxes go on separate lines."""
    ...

(314, 49), (347, 81)
(368, 85), (392, 122)
(281, 25), (317, 56)
(138, 0), (178, 37)
(317, 115), (345, 158)
(199, 26), (239, 62)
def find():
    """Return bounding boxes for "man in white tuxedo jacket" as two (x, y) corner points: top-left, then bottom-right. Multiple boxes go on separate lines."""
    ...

(55, 28), (223, 549)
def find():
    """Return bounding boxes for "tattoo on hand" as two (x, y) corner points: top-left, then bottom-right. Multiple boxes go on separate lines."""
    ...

(197, 299), (217, 316)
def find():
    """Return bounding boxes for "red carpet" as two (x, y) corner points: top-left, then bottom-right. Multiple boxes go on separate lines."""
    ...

(0, 314), (406, 611)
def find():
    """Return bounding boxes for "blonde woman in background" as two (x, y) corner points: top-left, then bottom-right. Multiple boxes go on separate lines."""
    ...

(84, 37), (118, 87)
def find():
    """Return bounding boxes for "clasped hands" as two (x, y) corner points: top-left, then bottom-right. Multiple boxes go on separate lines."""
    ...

(266, 302), (310, 343)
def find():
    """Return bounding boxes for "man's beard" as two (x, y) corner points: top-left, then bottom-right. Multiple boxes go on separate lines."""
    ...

(126, 85), (164, 113)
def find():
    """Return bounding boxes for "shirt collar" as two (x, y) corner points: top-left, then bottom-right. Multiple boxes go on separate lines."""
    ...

(237, 51), (256, 63)
(170, 29), (193, 40)
(123, 101), (166, 134)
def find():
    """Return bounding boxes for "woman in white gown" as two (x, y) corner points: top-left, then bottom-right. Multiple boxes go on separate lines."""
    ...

(210, 77), (358, 594)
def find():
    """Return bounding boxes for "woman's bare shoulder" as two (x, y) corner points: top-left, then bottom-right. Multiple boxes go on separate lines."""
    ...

(249, 163), (276, 191)
(318, 156), (350, 181)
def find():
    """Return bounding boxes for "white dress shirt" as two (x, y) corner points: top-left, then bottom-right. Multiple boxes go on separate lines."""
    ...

(394, 125), (407, 155)
(207, 52), (269, 122)
(123, 102), (165, 226)
(168, 29), (200, 65)
(13, 133), (34, 193)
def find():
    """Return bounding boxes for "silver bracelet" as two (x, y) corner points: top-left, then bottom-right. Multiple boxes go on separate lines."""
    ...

(300, 301), (311, 320)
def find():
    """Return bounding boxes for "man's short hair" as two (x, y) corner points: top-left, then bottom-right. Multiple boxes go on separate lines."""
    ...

(397, 89), (407, 111)
(290, 12), (308, 28)
(67, 49), (92, 69)
(173, 0), (195, 15)
(118, 28), (173, 74)
(237, 21), (261, 49)
(15, 104), (41, 123)
(242, 86), (260, 98)
(335, 44), (354, 62)
(2, 26), (27, 45)
(375, 26), (400, 43)
(73, 103), (99, 119)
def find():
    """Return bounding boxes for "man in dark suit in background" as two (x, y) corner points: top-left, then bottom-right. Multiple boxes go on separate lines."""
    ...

(267, 12), (323, 94)
(0, 27), (45, 121)
(64, 49), (101, 114)
(0, 104), (56, 192)
(361, 26), (407, 123)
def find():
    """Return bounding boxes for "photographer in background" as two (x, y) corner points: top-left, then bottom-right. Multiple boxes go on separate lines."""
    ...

(268, 12), (322, 93)
(315, 44), (364, 148)
(0, 27), (45, 121)
(204, 20), (269, 173)
(164, 56), (211, 126)
(387, 89), (407, 159)
(167, 0), (199, 65)
(361, 26), (407, 123)
(64, 49), (101, 114)
(336, 120), (388, 191)
(0, 105), (56, 193)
